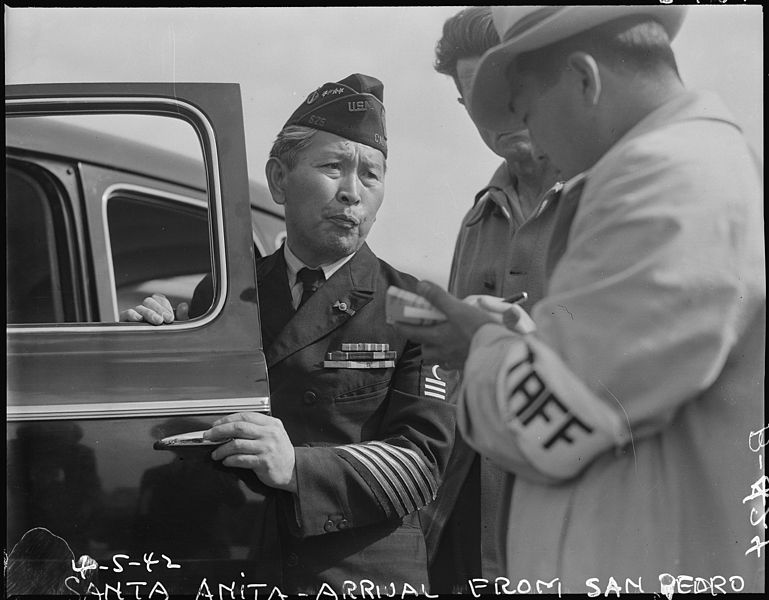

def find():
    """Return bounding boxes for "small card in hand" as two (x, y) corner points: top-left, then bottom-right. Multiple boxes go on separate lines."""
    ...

(385, 286), (446, 325)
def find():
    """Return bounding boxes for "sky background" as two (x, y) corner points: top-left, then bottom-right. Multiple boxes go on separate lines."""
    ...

(5, 6), (763, 287)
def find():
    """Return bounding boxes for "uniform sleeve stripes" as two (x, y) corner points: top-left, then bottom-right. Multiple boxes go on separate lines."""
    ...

(335, 441), (438, 518)
(367, 441), (436, 504)
(340, 445), (408, 514)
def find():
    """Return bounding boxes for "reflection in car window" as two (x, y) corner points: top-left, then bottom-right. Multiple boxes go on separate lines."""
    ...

(107, 193), (211, 319)
(6, 165), (76, 324)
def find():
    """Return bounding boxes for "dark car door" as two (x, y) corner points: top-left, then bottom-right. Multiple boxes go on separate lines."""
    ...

(5, 83), (281, 595)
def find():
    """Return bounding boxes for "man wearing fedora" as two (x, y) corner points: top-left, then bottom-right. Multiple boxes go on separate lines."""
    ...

(124, 74), (454, 594)
(397, 6), (764, 593)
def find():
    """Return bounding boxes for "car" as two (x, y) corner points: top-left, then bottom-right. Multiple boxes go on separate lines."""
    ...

(5, 82), (288, 595)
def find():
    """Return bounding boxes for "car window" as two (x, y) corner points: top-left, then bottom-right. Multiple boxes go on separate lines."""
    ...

(6, 112), (283, 326)
(107, 192), (211, 317)
(6, 113), (216, 325)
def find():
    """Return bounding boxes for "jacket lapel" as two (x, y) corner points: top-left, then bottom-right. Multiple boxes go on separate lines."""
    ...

(265, 244), (378, 368)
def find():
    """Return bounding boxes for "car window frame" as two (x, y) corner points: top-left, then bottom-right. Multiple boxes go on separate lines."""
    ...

(5, 95), (228, 333)
(100, 183), (210, 321)
(6, 153), (93, 323)
(96, 179), (210, 323)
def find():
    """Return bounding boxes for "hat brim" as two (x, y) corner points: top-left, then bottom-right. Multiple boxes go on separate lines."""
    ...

(469, 6), (688, 131)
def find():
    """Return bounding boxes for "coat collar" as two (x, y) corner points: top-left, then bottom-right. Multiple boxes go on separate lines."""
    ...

(589, 91), (741, 181)
(467, 161), (516, 226)
(258, 243), (378, 367)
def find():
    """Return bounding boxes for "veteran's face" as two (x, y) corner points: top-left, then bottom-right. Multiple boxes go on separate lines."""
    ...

(456, 55), (535, 164)
(274, 130), (385, 266)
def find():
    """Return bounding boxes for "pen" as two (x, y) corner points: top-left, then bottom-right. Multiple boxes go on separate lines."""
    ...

(503, 291), (528, 305)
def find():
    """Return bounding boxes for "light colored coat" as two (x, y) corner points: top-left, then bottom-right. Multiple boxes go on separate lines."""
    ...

(458, 91), (765, 594)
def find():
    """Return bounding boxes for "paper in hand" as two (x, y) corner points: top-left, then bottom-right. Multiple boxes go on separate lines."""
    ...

(385, 286), (446, 326)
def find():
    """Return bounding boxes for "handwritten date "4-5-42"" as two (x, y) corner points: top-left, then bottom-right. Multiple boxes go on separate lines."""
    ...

(71, 552), (180, 577)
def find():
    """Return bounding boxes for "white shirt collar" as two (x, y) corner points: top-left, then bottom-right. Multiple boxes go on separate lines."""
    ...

(283, 242), (356, 308)
(283, 242), (355, 282)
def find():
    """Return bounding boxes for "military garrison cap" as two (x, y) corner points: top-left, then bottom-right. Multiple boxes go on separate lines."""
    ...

(283, 73), (388, 157)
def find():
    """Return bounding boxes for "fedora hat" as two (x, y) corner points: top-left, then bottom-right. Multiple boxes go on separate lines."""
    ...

(469, 6), (688, 131)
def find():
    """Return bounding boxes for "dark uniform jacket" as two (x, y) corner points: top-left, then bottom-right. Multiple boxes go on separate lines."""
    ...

(193, 243), (454, 595)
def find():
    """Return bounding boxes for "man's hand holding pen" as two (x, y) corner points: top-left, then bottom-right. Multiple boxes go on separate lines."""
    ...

(463, 291), (536, 334)
(394, 282), (535, 370)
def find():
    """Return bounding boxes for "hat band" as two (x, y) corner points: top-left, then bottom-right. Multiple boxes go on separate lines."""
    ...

(502, 7), (563, 42)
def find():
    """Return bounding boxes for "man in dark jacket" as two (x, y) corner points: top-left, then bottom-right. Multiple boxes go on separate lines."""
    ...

(423, 7), (560, 594)
(122, 73), (454, 596)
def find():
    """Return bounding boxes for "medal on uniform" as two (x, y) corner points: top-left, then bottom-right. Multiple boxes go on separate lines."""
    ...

(324, 343), (396, 368)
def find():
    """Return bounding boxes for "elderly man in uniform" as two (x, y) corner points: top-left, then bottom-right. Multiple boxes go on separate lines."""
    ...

(423, 6), (561, 594)
(398, 6), (764, 594)
(124, 74), (455, 595)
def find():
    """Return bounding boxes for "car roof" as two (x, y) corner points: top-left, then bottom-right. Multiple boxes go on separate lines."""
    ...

(6, 115), (282, 217)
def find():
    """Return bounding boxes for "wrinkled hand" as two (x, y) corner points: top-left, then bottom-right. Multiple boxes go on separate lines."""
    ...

(119, 293), (189, 325)
(394, 281), (498, 370)
(205, 412), (297, 493)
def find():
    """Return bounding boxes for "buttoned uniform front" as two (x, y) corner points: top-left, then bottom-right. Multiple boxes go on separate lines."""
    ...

(458, 91), (765, 592)
(423, 162), (562, 592)
(193, 242), (455, 594)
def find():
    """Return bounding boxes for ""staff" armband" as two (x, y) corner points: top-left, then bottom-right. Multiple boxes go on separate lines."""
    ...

(497, 336), (630, 479)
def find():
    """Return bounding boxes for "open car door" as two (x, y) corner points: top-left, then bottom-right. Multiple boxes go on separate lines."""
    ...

(6, 83), (280, 595)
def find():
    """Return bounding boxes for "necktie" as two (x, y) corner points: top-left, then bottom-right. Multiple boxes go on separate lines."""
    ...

(544, 177), (587, 282)
(297, 267), (325, 309)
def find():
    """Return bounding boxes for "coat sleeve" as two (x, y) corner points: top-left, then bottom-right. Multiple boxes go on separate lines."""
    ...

(457, 131), (762, 482)
(283, 342), (456, 538)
